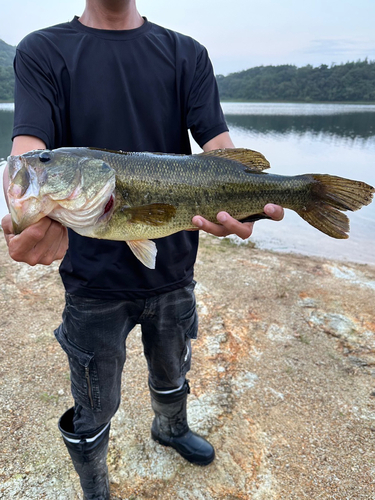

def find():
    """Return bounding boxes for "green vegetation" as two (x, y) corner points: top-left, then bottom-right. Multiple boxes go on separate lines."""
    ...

(217, 60), (375, 103)
(0, 39), (15, 67)
(0, 38), (374, 105)
(39, 392), (60, 404)
(0, 66), (15, 101)
(0, 40), (15, 102)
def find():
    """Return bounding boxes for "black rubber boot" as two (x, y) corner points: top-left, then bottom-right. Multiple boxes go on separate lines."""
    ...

(149, 380), (215, 466)
(58, 407), (110, 500)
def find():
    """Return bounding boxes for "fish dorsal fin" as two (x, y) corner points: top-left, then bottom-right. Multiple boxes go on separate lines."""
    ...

(197, 148), (270, 172)
(127, 239), (157, 269)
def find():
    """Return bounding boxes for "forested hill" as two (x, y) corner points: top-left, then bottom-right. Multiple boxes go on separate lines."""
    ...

(216, 60), (375, 102)
(0, 39), (16, 102)
(0, 44), (374, 103)
(0, 39), (16, 67)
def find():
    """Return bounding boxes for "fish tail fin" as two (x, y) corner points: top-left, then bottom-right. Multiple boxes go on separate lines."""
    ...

(296, 174), (374, 239)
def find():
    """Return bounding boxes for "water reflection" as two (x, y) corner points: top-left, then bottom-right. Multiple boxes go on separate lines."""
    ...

(224, 111), (375, 143)
(2, 102), (375, 156)
(0, 107), (13, 160)
(218, 104), (375, 265)
(221, 102), (375, 115)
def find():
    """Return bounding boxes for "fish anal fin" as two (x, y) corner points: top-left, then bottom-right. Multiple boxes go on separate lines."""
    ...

(123, 203), (176, 226)
(127, 239), (157, 269)
(197, 148), (270, 172)
(297, 204), (350, 239)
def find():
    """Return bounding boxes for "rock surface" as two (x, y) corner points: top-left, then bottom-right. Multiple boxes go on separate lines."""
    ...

(0, 232), (375, 499)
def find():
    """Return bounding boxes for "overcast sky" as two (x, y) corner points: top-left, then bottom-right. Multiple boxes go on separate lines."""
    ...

(1, 0), (374, 75)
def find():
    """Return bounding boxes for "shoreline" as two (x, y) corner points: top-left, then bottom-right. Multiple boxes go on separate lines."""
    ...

(1, 224), (373, 268)
(220, 99), (375, 105)
(1, 233), (375, 499)
(2, 100), (375, 105)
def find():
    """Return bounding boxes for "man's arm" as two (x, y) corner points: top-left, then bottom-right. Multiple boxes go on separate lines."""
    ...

(2, 135), (68, 266)
(192, 132), (284, 238)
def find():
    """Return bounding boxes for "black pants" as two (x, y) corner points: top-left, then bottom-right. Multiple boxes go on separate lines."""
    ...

(54, 282), (198, 436)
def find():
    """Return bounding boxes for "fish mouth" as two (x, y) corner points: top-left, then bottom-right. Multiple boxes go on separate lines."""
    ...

(9, 196), (55, 234)
(9, 203), (25, 234)
(7, 157), (53, 233)
(7, 154), (25, 180)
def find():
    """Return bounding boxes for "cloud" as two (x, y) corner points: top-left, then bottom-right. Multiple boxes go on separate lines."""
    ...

(305, 38), (375, 57)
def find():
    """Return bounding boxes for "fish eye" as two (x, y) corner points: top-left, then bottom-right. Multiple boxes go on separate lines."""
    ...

(39, 151), (52, 163)
(101, 162), (111, 173)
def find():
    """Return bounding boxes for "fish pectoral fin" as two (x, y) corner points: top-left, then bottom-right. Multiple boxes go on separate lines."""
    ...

(197, 148), (270, 171)
(126, 239), (157, 269)
(124, 203), (176, 226)
(239, 212), (273, 223)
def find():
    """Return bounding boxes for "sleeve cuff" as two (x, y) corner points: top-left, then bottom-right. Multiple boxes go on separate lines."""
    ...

(12, 126), (51, 149)
(193, 123), (229, 149)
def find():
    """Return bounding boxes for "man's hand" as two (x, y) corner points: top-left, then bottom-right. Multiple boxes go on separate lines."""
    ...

(192, 204), (284, 239)
(2, 213), (68, 266)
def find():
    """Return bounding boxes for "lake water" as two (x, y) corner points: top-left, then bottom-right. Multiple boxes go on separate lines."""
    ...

(1, 102), (374, 264)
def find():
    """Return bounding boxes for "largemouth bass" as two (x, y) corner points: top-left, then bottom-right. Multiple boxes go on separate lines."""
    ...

(7, 147), (374, 268)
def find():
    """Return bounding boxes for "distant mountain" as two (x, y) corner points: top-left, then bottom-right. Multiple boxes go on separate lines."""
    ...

(0, 39), (16, 67)
(0, 40), (15, 101)
(1, 41), (374, 104)
(217, 60), (375, 103)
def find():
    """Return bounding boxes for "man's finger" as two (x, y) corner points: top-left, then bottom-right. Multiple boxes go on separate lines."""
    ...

(264, 204), (284, 221)
(36, 223), (68, 265)
(192, 213), (254, 239)
(216, 212), (254, 239)
(1, 214), (12, 235)
(192, 215), (231, 237)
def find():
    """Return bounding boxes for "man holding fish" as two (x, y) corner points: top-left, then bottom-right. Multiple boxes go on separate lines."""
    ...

(2, 1), (285, 498)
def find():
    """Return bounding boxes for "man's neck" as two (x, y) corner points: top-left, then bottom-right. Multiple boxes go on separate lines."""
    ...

(79, 0), (144, 30)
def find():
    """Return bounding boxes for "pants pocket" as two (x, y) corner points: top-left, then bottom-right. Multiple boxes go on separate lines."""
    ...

(178, 280), (198, 341)
(54, 324), (101, 412)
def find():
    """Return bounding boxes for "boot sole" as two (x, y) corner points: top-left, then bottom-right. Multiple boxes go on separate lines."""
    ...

(151, 432), (215, 466)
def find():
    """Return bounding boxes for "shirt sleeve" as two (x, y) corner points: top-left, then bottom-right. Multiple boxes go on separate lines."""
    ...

(186, 45), (228, 148)
(12, 45), (57, 149)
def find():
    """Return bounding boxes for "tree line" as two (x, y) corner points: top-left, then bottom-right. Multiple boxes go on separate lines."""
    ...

(0, 66), (14, 102)
(216, 60), (375, 102)
(0, 39), (16, 102)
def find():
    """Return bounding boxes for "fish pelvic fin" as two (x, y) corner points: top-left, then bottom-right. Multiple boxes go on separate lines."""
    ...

(197, 148), (270, 172)
(297, 174), (374, 239)
(127, 239), (157, 269)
